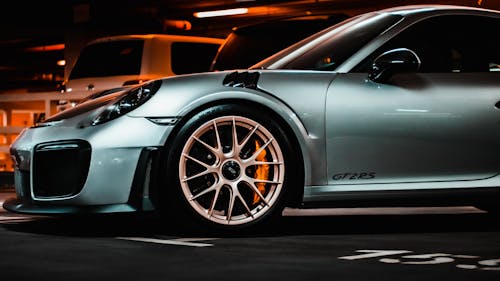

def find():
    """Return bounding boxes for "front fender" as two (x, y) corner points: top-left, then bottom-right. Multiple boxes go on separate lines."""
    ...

(174, 89), (318, 187)
(128, 71), (329, 186)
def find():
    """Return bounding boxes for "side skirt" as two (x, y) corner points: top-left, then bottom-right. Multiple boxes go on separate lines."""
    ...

(301, 186), (500, 208)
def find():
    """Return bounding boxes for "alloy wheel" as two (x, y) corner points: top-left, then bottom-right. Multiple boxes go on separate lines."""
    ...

(179, 115), (285, 225)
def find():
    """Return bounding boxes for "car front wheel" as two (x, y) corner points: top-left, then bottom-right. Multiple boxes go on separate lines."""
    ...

(165, 104), (296, 230)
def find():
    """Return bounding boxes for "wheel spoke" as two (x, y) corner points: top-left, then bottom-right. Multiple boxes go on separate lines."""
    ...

(190, 180), (221, 201)
(241, 177), (270, 206)
(229, 117), (239, 157)
(254, 161), (283, 166)
(253, 178), (282, 185)
(226, 188), (235, 223)
(181, 168), (215, 182)
(193, 136), (219, 155)
(213, 120), (222, 153)
(236, 193), (253, 218)
(182, 153), (212, 169)
(208, 187), (221, 217)
(245, 138), (274, 162)
(237, 125), (259, 156)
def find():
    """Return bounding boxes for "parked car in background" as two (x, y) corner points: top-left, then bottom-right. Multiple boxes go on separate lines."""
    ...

(63, 34), (224, 95)
(6, 5), (500, 232)
(210, 13), (349, 71)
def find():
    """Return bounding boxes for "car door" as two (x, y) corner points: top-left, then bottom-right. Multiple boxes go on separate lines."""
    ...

(325, 14), (500, 186)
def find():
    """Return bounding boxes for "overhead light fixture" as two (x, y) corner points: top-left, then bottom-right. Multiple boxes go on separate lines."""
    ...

(194, 8), (248, 18)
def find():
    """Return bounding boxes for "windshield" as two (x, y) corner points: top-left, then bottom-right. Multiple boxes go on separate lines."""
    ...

(171, 42), (221, 74)
(252, 12), (402, 71)
(210, 14), (348, 71)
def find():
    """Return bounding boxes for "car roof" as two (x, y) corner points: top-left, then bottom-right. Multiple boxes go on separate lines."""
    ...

(85, 34), (224, 46)
(231, 13), (350, 35)
(378, 4), (500, 16)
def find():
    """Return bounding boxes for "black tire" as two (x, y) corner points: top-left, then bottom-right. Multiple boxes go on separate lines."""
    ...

(162, 104), (299, 232)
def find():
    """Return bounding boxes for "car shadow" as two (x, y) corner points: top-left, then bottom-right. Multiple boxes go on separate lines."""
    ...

(2, 210), (499, 238)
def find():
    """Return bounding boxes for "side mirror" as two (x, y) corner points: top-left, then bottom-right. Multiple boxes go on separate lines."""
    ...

(368, 48), (421, 83)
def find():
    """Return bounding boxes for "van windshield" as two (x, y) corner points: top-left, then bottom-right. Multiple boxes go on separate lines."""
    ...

(69, 40), (144, 79)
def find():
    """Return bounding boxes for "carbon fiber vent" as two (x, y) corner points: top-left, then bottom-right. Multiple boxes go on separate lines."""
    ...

(223, 71), (260, 89)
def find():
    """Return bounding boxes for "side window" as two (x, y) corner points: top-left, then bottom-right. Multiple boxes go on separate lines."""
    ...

(171, 42), (221, 75)
(355, 15), (500, 73)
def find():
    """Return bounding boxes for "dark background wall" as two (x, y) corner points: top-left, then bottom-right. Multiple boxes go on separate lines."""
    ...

(0, 0), (498, 92)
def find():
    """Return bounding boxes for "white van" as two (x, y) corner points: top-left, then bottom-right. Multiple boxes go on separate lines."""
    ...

(63, 34), (224, 95)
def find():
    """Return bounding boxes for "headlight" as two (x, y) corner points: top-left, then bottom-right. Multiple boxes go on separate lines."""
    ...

(92, 80), (162, 126)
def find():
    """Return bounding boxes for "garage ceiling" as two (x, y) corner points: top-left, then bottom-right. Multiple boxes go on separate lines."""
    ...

(0, 0), (498, 92)
(3, 0), (498, 46)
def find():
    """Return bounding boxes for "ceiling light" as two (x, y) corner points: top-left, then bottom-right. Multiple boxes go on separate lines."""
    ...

(194, 8), (248, 18)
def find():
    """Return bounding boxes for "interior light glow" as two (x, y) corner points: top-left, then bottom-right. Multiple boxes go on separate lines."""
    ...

(57, 60), (66, 66)
(24, 44), (65, 52)
(163, 19), (192, 30)
(194, 8), (248, 18)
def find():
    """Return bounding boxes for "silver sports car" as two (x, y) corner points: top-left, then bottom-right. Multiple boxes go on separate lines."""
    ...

(5, 5), (500, 230)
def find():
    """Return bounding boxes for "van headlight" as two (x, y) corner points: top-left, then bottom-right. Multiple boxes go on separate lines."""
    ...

(92, 80), (162, 126)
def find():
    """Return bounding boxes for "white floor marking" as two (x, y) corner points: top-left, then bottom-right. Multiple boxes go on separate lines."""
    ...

(116, 237), (215, 247)
(283, 206), (485, 216)
(0, 216), (37, 224)
(340, 250), (500, 271)
(457, 264), (478, 270)
(174, 237), (219, 242)
(0, 216), (33, 221)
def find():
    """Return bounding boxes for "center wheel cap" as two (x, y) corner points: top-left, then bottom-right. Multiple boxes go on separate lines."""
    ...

(221, 160), (241, 181)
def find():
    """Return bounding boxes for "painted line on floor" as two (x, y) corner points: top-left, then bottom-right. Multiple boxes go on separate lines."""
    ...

(0, 216), (38, 224)
(282, 206), (485, 216)
(116, 237), (215, 247)
(0, 216), (35, 221)
(174, 237), (219, 243)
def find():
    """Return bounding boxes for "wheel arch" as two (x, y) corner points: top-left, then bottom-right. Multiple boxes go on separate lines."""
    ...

(163, 96), (309, 207)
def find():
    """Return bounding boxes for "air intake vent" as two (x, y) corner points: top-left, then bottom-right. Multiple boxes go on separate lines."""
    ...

(33, 140), (91, 198)
(223, 71), (259, 89)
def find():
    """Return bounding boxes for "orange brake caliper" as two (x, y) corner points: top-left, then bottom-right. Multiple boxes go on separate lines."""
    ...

(253, 140), (269, 204)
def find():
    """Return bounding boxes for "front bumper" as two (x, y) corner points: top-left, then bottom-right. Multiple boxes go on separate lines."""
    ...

(4, 115), (171, 214)
(3, 197), (139, 214)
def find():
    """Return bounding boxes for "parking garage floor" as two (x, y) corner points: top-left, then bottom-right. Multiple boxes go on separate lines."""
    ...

(1, 190), (500, 281)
